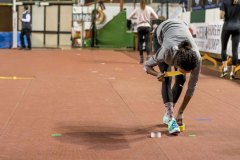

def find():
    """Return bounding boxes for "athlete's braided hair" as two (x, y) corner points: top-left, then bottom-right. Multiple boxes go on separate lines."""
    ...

(175, 40), (199, 71)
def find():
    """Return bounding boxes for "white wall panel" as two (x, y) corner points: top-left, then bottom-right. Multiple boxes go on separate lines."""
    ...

(205, 8), (221, 23)
(32, 33), (44, 47)
(181, 11), (191, 25)
(60, 34), (71, 46)
(46, 6), (58, 31)
(60, 6), (72, 31)
(32, 6), (44, 31)
(45, 34), (57, 46)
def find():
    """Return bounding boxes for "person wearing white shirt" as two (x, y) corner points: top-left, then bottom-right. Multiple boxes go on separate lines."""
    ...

(128, 0), (158, 64)
(19, 5), (31, 50)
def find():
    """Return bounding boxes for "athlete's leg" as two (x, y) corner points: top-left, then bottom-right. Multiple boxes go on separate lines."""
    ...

(172, 74), (186, 104)
(143, 27), (151, 60)
(230, 30), (240, 79)
(159, 62), (172, 103)
(152, 28), (161, 54)
(159, 63), (174, 121)
(20, 29), (26, 49)
(25, 29), (31, 49)
(137, 27), (144, 64)
(220, 29), (231, 77)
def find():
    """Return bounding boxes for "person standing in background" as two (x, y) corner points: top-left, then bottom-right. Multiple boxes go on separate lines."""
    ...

(128, 0), (158, 64)
(220, 0), (240, 80)
(19, 5), (31, 50)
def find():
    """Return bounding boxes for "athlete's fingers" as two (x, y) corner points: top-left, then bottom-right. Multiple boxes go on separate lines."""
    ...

(157, 72), (165, 81)
(176, 113), (183, 125)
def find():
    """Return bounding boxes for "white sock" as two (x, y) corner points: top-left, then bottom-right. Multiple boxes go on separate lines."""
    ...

(231, 66), (235, 75)
(164, 102), (174, 121)
(223, 67), (228, 72)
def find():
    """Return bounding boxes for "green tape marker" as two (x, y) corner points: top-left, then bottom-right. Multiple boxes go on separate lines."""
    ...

(51, 133), (62, 137)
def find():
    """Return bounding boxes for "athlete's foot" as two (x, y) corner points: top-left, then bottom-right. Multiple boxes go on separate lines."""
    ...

(220, 70), (228, 78)
(18, 47), (25, 50)
(230, 72), (235, 80)
(168, 118), (180, 135)
(220, 66), (228, 78)
(163, 113), (169, 125)
(25, 48), (32, 51)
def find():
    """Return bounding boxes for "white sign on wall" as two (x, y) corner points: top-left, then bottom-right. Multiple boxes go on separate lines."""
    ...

(191, 22), (240, 59)
(73, 14), (91, 22)
(73, 5), (91, 22)
(192, 23), (208, 52)
(205, 23), (222, 53)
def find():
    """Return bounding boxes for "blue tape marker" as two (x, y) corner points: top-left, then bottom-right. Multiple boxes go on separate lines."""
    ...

(194, 118), (211, 121)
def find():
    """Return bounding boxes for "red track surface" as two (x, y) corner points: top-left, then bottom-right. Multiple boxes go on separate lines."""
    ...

(0, 49), (239, 160)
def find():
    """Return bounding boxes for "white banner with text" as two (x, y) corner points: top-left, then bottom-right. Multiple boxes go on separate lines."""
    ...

(191, 22), (240, 59)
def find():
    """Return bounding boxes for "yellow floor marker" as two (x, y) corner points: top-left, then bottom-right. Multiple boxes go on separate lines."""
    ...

(179, 123), (185, 132)
(164, 71), (183, 77)
(0, 76), (35, 80)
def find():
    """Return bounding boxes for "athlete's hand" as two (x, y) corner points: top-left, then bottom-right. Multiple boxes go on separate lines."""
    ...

(157, 72), (165, 81)
(176, 113), (183, 125)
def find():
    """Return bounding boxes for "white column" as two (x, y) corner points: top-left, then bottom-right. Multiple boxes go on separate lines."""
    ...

(12, 0), (18, 48)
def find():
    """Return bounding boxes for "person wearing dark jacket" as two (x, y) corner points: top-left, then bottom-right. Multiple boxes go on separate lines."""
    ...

(19, 5), (31, 50)
(220, 0), (240, 79)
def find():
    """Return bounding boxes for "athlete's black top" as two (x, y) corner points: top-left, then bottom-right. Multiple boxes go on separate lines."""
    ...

(220, 0), (240, 30)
